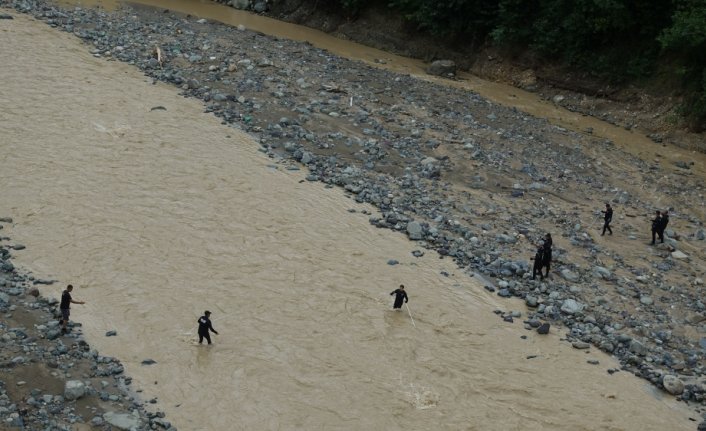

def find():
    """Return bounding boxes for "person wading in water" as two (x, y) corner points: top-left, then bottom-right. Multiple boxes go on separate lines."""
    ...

(197, 310), (219, 345)
(390, 285), (408, 310)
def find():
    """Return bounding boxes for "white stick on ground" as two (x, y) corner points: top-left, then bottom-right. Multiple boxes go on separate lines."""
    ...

(405, 303), (416, 328)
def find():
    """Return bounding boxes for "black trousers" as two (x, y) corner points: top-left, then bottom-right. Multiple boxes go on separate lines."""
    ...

(199, 332), (212, 344)
(658, 228), (665, 242)
(532, 262), (544, 280)
(651, 228), (658, 244)
(602, 220), (612, 235)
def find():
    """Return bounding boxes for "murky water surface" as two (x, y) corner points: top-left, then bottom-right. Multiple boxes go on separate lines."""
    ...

(0, 8), (696, 431)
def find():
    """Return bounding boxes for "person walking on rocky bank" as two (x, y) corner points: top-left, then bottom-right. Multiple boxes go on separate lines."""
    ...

(197, 311), (219, 345)
(390, 285), (408, 310)
(651, 210), (662, 245)
(601, 203), (613, 236)
(658, 210), (670, 243)
(542, 233), (552, 278)
(59, 284), (85, 334)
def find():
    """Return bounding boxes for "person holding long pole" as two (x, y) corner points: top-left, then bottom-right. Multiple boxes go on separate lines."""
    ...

(390, 284), (408, 310)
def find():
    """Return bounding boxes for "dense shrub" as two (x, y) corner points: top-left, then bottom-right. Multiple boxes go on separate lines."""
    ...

(327, 0), (706, 129)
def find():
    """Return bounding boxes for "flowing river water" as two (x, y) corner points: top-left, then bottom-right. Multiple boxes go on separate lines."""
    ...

(0, 6), (698, 431)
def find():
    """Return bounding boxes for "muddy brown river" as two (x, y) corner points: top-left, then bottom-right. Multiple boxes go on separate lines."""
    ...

(0, 7), (696, 431)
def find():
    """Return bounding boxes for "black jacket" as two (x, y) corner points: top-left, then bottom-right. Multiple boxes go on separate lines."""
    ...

(197, 315), (218, 335)
(659, 214), (669, 231)
(652, 215), (661, 230)
(603, 208), (613, 222)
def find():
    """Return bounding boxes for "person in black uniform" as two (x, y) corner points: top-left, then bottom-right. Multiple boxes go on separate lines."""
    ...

(601, 203), (613, 236)
(658, 210), (669, 243)
(532, 245), (545, 280)
(59, 284), (85, 334)
(651, 211), (662, 245)
(197, 311), (219, 345)
(542, 233), (552, 278)
(390, 285), (408, 310)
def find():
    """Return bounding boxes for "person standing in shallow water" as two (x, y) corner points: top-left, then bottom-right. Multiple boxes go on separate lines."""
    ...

(390, 285), (408, 310)
(197, 311), (218, 345)
(59, 284), (85, 334)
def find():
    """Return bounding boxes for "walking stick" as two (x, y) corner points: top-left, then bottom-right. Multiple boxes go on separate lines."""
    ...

(588, 213), (602, 230)
(405, 303), (417, 328)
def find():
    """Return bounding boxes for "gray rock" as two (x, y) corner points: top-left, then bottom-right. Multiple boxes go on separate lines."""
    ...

(687, 313), (706, 324)
(495, 234), (516, 244)
(662, 374), (685, 395)
(301, 151), (313, 164)
(105, 330), (117, 337)
(525, 295), (538, 307)
(406, 221), (424, 240)
(103, 411), (141, 430)
(426, 60), (456, 77)
(671, 250), (688, 259)
(46, 329), (61, 340)
(537, 323), (550, 334)
(561, 269), (579, 282)
(253, 1), (267, 13)
(639, 295), (653, 306)
(599, 341), (615, 352)
(629, 339), (648, 356)
(572, 341), (591, 349)
(152, 418), (171, 428)
(592, 266), (611, 279)
(696, 229), (705, 240)
(560, 299), (584, 315)
(64, 380), (86, 401)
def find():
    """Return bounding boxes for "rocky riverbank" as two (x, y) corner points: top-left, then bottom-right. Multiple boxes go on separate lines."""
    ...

(2, 0), (706, 429)
(0, 220), (173, 430)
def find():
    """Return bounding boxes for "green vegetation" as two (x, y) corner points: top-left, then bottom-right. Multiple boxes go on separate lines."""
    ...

(332, 0), (706, 130)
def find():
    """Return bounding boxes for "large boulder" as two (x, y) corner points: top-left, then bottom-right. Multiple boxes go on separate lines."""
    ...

(228, 0), (249, 9)
(103, 412), (141, 430)
(64, 380), (86, 401)
(662, 375), (685, 395)
(406, 221), (424, 240)
(427, 60), (457, 77)
(560, 299), (584, 315)
(537, 322), (550, 334)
